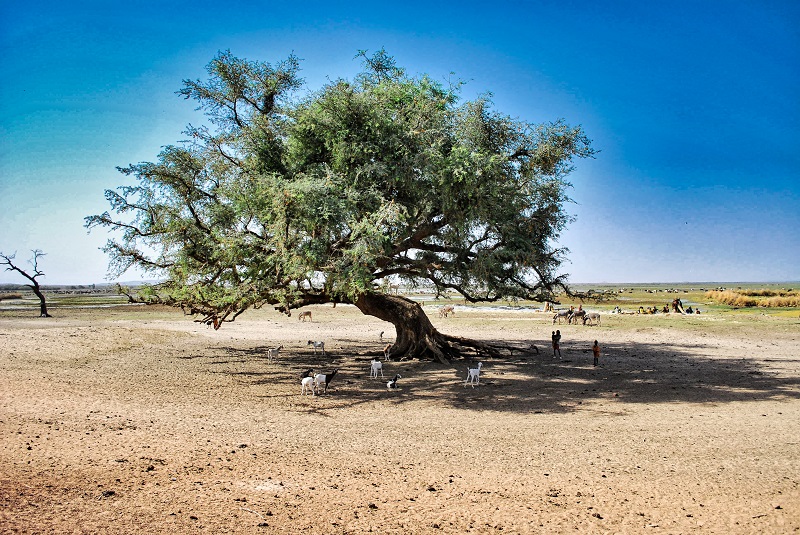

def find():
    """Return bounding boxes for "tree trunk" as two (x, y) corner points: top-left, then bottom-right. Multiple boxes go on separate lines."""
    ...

(30, 284), (51, 317)
(352, 293), (536, 363)
(353, 293), (459, 364)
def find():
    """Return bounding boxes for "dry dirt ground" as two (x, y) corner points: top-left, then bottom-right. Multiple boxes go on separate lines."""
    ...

(1, 304), (799, 534)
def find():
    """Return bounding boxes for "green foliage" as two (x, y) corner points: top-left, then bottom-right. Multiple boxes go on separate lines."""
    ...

(86, 49), (595, 324)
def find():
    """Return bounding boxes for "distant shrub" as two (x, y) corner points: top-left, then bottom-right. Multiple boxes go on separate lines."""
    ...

(764, 295), (800, 307)
(705, 289), (799, 307)
(0, 293), (24, 301)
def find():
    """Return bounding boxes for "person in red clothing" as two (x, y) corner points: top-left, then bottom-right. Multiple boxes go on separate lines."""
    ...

(592, 340), (600, 366)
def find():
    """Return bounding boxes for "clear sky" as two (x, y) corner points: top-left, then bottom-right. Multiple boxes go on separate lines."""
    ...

(1, 0), (798, 285)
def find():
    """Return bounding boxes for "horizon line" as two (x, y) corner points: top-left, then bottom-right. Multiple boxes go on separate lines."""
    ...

(2, 280), (799, 289)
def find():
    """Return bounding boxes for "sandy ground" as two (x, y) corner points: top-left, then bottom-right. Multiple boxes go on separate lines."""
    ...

(1, 303), (798, 534)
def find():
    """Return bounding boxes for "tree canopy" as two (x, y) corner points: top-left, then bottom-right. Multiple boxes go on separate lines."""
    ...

(86, 49), (595, 361)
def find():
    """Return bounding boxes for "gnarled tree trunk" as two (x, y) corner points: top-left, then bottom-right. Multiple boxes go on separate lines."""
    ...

(353, 293), (458, 364)
(353, 293), (534, 363)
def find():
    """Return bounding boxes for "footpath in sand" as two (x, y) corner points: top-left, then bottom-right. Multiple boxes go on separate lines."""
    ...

(1, 304), (799, 533)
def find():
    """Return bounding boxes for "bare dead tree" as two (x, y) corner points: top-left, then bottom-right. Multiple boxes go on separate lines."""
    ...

(0, 250), (52, 317)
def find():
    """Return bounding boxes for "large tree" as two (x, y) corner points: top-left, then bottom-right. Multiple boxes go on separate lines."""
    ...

(86, 50), (595, 363)
(0, 250), (52, 317)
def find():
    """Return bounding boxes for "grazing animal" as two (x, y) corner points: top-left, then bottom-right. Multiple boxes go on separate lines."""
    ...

(370, 359), (384, 378)
(552, 310), (571, 324)
(383, 343), (392, 361)
(379, 331), (384, 341)
(568, 309), (586, 324)
(301, 376), (316, 396)
(300, 368), (314, 379)
(583, 312), (601, 326)
(387, 374), (401, 389)
(266, 345), (283, 363)
(438, 305), (455, 318)
(307, 340), (325, 356)
(298, 310), (312, 322)
(465, 362), (483, 386)
(314, 369), (338, 393)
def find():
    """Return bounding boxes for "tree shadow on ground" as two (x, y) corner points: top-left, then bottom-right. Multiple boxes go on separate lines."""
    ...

(195, 338), (800, 415)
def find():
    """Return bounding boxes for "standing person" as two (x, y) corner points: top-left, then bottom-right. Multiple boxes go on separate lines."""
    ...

(552, 330), (562, 359)
(592, 340), (600, 366)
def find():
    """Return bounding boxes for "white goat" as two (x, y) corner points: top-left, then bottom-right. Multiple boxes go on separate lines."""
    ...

(266, 345), (283, 363)
(465, 362), (483, 386)
(307, 340), (325, 356)
(301, 376), (316, 396)
(370, 359), (384, 378)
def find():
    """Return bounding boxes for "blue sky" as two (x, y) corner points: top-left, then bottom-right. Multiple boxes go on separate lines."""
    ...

(1, 0), (798, 285)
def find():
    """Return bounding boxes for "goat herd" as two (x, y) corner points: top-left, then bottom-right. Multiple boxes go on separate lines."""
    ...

(275, 304), (602, 397)
(264, 339), (485, 396)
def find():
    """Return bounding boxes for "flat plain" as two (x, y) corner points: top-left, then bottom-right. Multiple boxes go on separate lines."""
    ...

(1, 292), (799, 534)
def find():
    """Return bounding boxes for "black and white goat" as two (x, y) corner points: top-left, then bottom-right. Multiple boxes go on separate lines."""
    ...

(387, 374), (401, 389)
(313, 369), (338, 393)
(300, 368), (314, 379)
(307, 340), (325, 356)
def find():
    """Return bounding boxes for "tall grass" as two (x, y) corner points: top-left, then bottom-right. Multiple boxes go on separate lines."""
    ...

(0, 293), (24, 301)
(705, 289), (799, 307)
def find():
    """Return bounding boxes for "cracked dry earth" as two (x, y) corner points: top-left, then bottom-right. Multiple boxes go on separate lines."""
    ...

(1, 304), (799, 533)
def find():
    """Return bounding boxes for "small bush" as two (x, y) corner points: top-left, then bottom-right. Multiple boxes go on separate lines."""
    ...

(0, 293), (24, 301)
